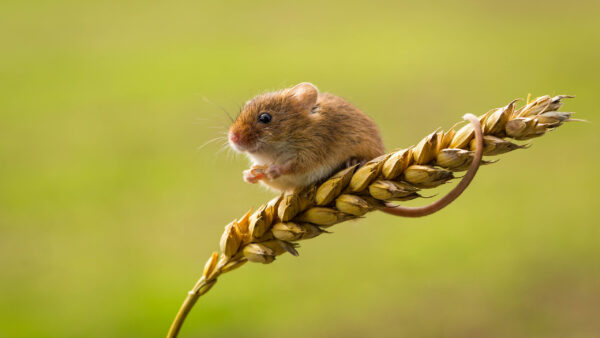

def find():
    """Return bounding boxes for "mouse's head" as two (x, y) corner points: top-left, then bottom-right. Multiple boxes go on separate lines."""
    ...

(228, 82), (319, 157)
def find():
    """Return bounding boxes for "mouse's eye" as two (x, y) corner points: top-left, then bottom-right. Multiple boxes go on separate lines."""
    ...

(257, 112), (272, 124)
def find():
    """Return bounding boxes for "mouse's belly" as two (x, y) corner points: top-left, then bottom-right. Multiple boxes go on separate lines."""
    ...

(261, 164), (336, 192)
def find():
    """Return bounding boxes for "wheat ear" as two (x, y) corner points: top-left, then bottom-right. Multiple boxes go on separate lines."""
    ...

(167, 94), (575, 337)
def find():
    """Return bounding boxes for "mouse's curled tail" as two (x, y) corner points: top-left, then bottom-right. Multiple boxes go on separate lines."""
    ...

(380, 114), (483, 217)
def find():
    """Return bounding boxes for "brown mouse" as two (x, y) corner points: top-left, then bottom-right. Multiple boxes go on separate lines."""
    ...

(228, 82), (385, 191)
(228, 82), (483, 217)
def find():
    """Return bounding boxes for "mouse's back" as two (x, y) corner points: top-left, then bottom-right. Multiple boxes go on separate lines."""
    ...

(313, 92), (386, 165)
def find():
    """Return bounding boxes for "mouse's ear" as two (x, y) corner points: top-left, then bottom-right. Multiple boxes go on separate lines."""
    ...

(288, 82), (318, 111)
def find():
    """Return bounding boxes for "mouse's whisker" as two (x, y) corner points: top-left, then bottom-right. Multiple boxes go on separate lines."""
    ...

(217, 142), (233, 156)
(198, 136), (227, 151)
(202, 96), (235, 123)
(207, 125), (228, 130)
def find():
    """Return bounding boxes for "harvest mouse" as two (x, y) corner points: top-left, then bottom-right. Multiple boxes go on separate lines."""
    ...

(228, 82), (483, 217)
(228, 82), (385, 192)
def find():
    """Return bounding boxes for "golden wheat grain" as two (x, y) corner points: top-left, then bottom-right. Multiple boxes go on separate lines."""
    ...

(167, 94), (575, 338)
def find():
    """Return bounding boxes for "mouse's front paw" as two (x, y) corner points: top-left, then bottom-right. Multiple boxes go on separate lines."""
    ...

(243, 168), (265, 184)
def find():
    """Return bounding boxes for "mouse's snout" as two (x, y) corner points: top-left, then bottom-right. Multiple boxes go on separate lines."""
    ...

(229, 131), (240, 144)
(228, 130), (254, 153)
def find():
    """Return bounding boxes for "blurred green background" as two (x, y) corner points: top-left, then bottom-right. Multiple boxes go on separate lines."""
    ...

(1, 1), (599, 337)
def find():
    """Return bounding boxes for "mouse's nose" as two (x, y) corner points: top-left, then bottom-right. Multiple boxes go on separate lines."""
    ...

(229, 131), (240, 144)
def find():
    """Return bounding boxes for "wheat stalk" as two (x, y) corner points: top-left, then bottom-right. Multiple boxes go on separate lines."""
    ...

(167, 94), (575, 337)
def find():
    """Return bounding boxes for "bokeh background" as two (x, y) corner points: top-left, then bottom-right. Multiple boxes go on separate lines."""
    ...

(1, 1), (599, 337)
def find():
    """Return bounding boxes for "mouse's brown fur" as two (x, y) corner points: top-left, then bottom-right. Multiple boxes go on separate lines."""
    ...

(228, 82), (385, 192)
